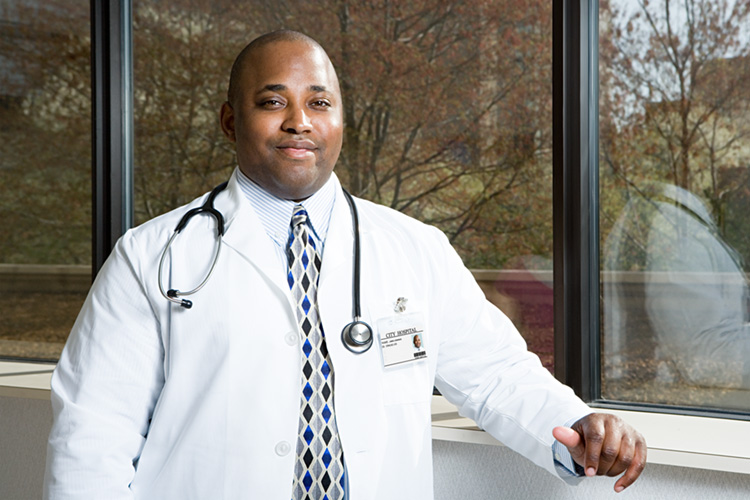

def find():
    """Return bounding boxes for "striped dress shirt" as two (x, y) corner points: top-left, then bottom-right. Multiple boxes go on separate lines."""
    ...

(235, 169), (336, 271)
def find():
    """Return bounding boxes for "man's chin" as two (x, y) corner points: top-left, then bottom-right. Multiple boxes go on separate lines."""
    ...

(271, 176), (331, 202)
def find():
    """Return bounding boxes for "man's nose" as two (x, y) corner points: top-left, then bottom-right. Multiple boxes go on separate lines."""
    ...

(282, 105), (312, 134)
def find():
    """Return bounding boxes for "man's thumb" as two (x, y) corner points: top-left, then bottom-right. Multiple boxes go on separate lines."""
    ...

(553, 426), (582, 450)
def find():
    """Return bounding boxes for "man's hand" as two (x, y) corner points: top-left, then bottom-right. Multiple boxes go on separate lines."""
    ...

(553, 413), (647, 493)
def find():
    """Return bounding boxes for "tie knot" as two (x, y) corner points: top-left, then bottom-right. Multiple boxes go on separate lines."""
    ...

(291, 205), (308, 229)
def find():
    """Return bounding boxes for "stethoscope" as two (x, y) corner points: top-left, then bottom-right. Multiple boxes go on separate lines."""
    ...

(157, 182), (374, 354)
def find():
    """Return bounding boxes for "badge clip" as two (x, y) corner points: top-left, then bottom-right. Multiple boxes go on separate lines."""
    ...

(394, 297), (408, 313)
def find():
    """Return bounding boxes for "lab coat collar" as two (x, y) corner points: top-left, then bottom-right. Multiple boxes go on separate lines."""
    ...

(213, 168), (284, 292)
(212, 168), (361, 298)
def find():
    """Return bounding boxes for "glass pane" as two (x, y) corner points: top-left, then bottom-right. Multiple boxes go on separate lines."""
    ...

(0, 0), (91, 361)
(600, 0), (750, 411)
(132, 0), (555, 371)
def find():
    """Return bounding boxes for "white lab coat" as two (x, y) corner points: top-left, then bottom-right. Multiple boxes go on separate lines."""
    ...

(45, 169), (591, 499)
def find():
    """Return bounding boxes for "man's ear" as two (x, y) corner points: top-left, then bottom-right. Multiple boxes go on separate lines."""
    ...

(220, 101), (236, 142)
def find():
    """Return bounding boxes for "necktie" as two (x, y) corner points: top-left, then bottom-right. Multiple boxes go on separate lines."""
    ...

(288, 205), (345, 500)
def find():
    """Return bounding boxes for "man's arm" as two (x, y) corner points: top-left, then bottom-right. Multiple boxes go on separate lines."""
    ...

(422, 225), (647, 490)
(44, 232), (165, 499)
(553, 413), (647, 493)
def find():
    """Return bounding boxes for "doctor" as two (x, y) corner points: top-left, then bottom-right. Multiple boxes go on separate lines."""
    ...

(44, 30), (645, 499)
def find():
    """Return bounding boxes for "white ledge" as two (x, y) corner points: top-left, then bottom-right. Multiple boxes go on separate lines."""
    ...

(2, 362), (749, 475)
(0, 361), (54, 400)
(430, 395), (750, 475)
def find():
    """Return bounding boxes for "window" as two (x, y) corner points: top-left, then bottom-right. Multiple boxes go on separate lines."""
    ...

(0, 0), (90, 361)
(9, 0), (747, 422)
(598, 0), (750, 413)
(131, 0), (557, 371)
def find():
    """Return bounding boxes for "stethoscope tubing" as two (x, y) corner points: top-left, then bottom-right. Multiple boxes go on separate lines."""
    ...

(341, 189), (362, 322)
(157, 181), (374, 352)
(158, 182), (228, 309)
(158, 230), (223, 309)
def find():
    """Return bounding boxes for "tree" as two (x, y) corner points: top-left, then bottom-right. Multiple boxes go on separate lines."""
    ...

(0, 0), (91, 264)
(128, 0), (558, 268)
(599, 0), (750, 263)
(2, 0), (557, 270)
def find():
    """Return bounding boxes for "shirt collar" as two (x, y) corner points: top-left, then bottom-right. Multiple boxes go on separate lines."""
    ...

(235, 168), (336, 247)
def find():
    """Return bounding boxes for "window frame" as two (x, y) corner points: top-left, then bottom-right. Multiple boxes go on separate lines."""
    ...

(552, 0), (599, 402)
(554, 0), (750, 421)
(91, 0), (133, 276)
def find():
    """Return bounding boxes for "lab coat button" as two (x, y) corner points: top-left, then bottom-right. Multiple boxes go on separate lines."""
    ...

(284, 331), (298, 346)
(275, 441), (292, 456)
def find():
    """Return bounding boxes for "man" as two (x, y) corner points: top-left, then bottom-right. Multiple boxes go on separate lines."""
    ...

(44, 30), (646, 499)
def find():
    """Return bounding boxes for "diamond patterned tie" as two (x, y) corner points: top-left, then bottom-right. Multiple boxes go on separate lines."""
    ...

(288, 205), (345, 500)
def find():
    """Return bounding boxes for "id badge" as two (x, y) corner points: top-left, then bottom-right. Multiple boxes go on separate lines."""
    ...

(377, 312), (427, 368)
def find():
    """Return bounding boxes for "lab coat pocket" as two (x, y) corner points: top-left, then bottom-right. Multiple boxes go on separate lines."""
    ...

(381, 360), (432, 405)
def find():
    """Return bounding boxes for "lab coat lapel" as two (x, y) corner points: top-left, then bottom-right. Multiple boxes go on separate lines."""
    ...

(317, 184), (387, 485)
(214, 169), (289, 296)
(319, 184), (352, 291)
(317, 179), (357, 339)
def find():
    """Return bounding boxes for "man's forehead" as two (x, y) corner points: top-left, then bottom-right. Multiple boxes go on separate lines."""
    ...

(248, 41), (329, 73)
(263, 84), (331, 93)
(242, 42), (339, 91)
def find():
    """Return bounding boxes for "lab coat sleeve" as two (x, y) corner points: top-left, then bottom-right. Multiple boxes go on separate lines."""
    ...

(44, 230), (165, 499)
(430, 228), (591, 477)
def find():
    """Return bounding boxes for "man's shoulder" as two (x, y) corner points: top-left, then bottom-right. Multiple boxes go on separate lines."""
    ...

(348, 196), (453, 260)
(117, 190), (214, 254)
(353, 196), (441, 236)
(130, 192), (211, 235)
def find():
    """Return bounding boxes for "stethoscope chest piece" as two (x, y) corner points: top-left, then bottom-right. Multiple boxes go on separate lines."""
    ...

(341, 320), (373, 354)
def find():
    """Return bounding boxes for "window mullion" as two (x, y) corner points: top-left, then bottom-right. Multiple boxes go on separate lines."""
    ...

(91, 0), (134, 276)
(553, 0), (599, 401)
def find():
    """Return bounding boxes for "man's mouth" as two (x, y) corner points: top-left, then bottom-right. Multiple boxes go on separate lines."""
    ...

(277, 140), (316, 159)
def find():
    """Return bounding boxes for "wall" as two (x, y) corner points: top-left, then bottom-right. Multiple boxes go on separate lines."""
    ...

(434, 440), (750, 499)
(2, 395), (749, 499)
(0, 396), (50, 500)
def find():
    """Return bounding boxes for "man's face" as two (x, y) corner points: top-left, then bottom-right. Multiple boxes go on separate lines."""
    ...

(414, 335), (421, 348)
(221, 40), (343, 201)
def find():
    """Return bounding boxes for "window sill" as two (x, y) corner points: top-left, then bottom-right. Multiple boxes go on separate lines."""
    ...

(430, 396), (750, 475)
(0, 361), (54, 400)
(2, 361), (748, 475)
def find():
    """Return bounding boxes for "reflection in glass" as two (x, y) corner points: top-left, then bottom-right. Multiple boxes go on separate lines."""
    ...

(600, 0), (750, 411)
(0, 0), (90, 360)
(133, 0), (556, 369)
(603, 184), (750, 409)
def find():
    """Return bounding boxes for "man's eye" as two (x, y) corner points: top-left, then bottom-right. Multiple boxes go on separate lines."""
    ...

(260, 99), (283, 107)
(311, 100), (331, 108)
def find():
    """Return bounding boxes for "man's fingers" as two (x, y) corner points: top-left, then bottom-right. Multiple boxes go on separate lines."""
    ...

(595, 425), (627, 476)
(604, 435), (635, 477)
(576, 418), (605, 477)
(614, 434), (647, 493)
(557, 413), (647, 491)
